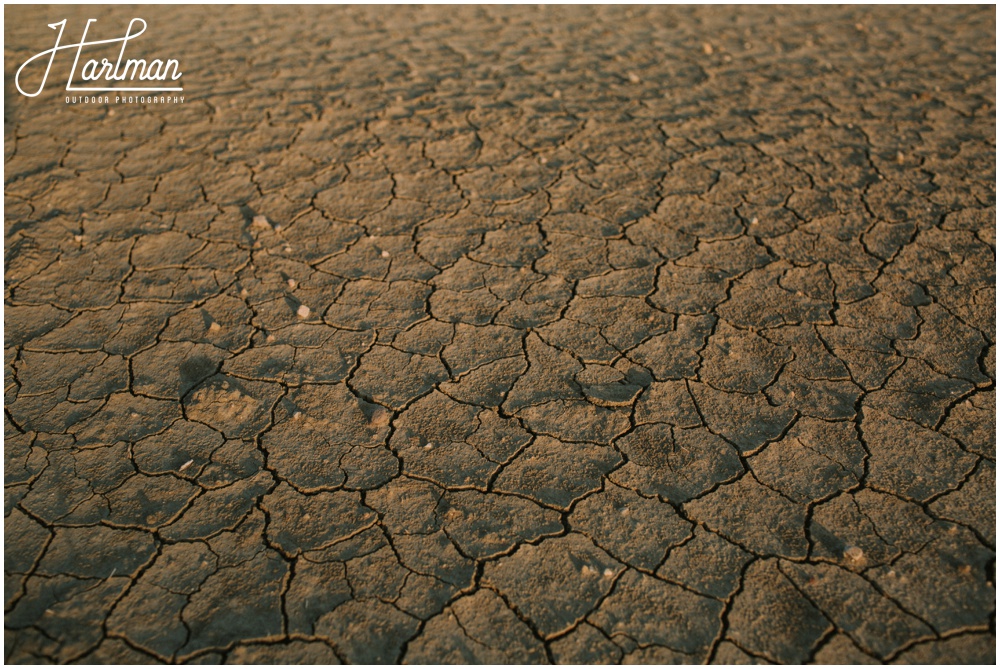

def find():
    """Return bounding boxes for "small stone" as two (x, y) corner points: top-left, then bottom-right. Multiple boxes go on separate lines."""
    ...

(297, 304), (311, 319)
(844, 546), (864, 561)
(284, 246), (292, 253)
(369, 408), (391, 427)
(251, 215), (272, 231)
(240, 288), (249, 298)
(293, 411), (302, 420)
(702, 42), (714, 55)
(208, 322), (221, 332)
(179, 459), (194, 471)
(627, 72), (641, 84)
(381, 250), (390, 258)
(266, 334), (276, 343)
(751, 217), (759, 225)
(424, 442), (434, 450)
(603, 568), (614, 578)
(73, 234), (83, 242)
(287, 278), (297, 289)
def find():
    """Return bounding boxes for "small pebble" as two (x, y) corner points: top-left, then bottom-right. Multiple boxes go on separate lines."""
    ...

(581, 565), (594, 576)
(208, 322), (221, 332)
(251, 215), (271, 230)
(424, 442), (434, 450)
(287, 278), (297, 289)
(751, 217), (759, 225)
(266, 334), (276, 343)
(620, 507), (630, 516)
(293, 411), (302, 420)
(603, 568), (615, 578)
(296, 304), (311, 318)
(844, 546), (864, 561)
(627, 71), (641, 84)
(239, 288), (249, 298)
(179, 459), (194, 471)
(73, 234), (83, 242)
(283, 246), (292, 253)
(370, 409), (391, 427)
(381, 250), (390, 258)
(702, 42), (714, 55)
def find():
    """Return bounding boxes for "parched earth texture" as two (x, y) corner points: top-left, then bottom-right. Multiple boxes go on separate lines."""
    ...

(3, 4), (996, 665)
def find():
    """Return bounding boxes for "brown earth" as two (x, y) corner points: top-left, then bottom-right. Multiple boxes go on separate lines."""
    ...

(4, 4), (996, 664)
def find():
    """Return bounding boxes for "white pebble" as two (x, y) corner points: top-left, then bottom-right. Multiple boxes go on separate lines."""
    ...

(844, 546), (864, 561)
(381, 250), (390, 258)
(283, 246), (292, 253)
(179, 459), (194, 471)
(603, 568), (615, 578)
(296, 304), (311, 318)
(751, 217), (759, 225)
(287, 278), (297, 289)
(251, 215), (271, 230)
(293, 411), (302, 420)
(424, 442), (434, 450)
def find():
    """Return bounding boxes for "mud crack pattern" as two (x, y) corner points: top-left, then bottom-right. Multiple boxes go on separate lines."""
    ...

(4, 4), (996, 665)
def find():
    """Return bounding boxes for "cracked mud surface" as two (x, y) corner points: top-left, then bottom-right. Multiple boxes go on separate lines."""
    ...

(4, 4), (996, 664)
